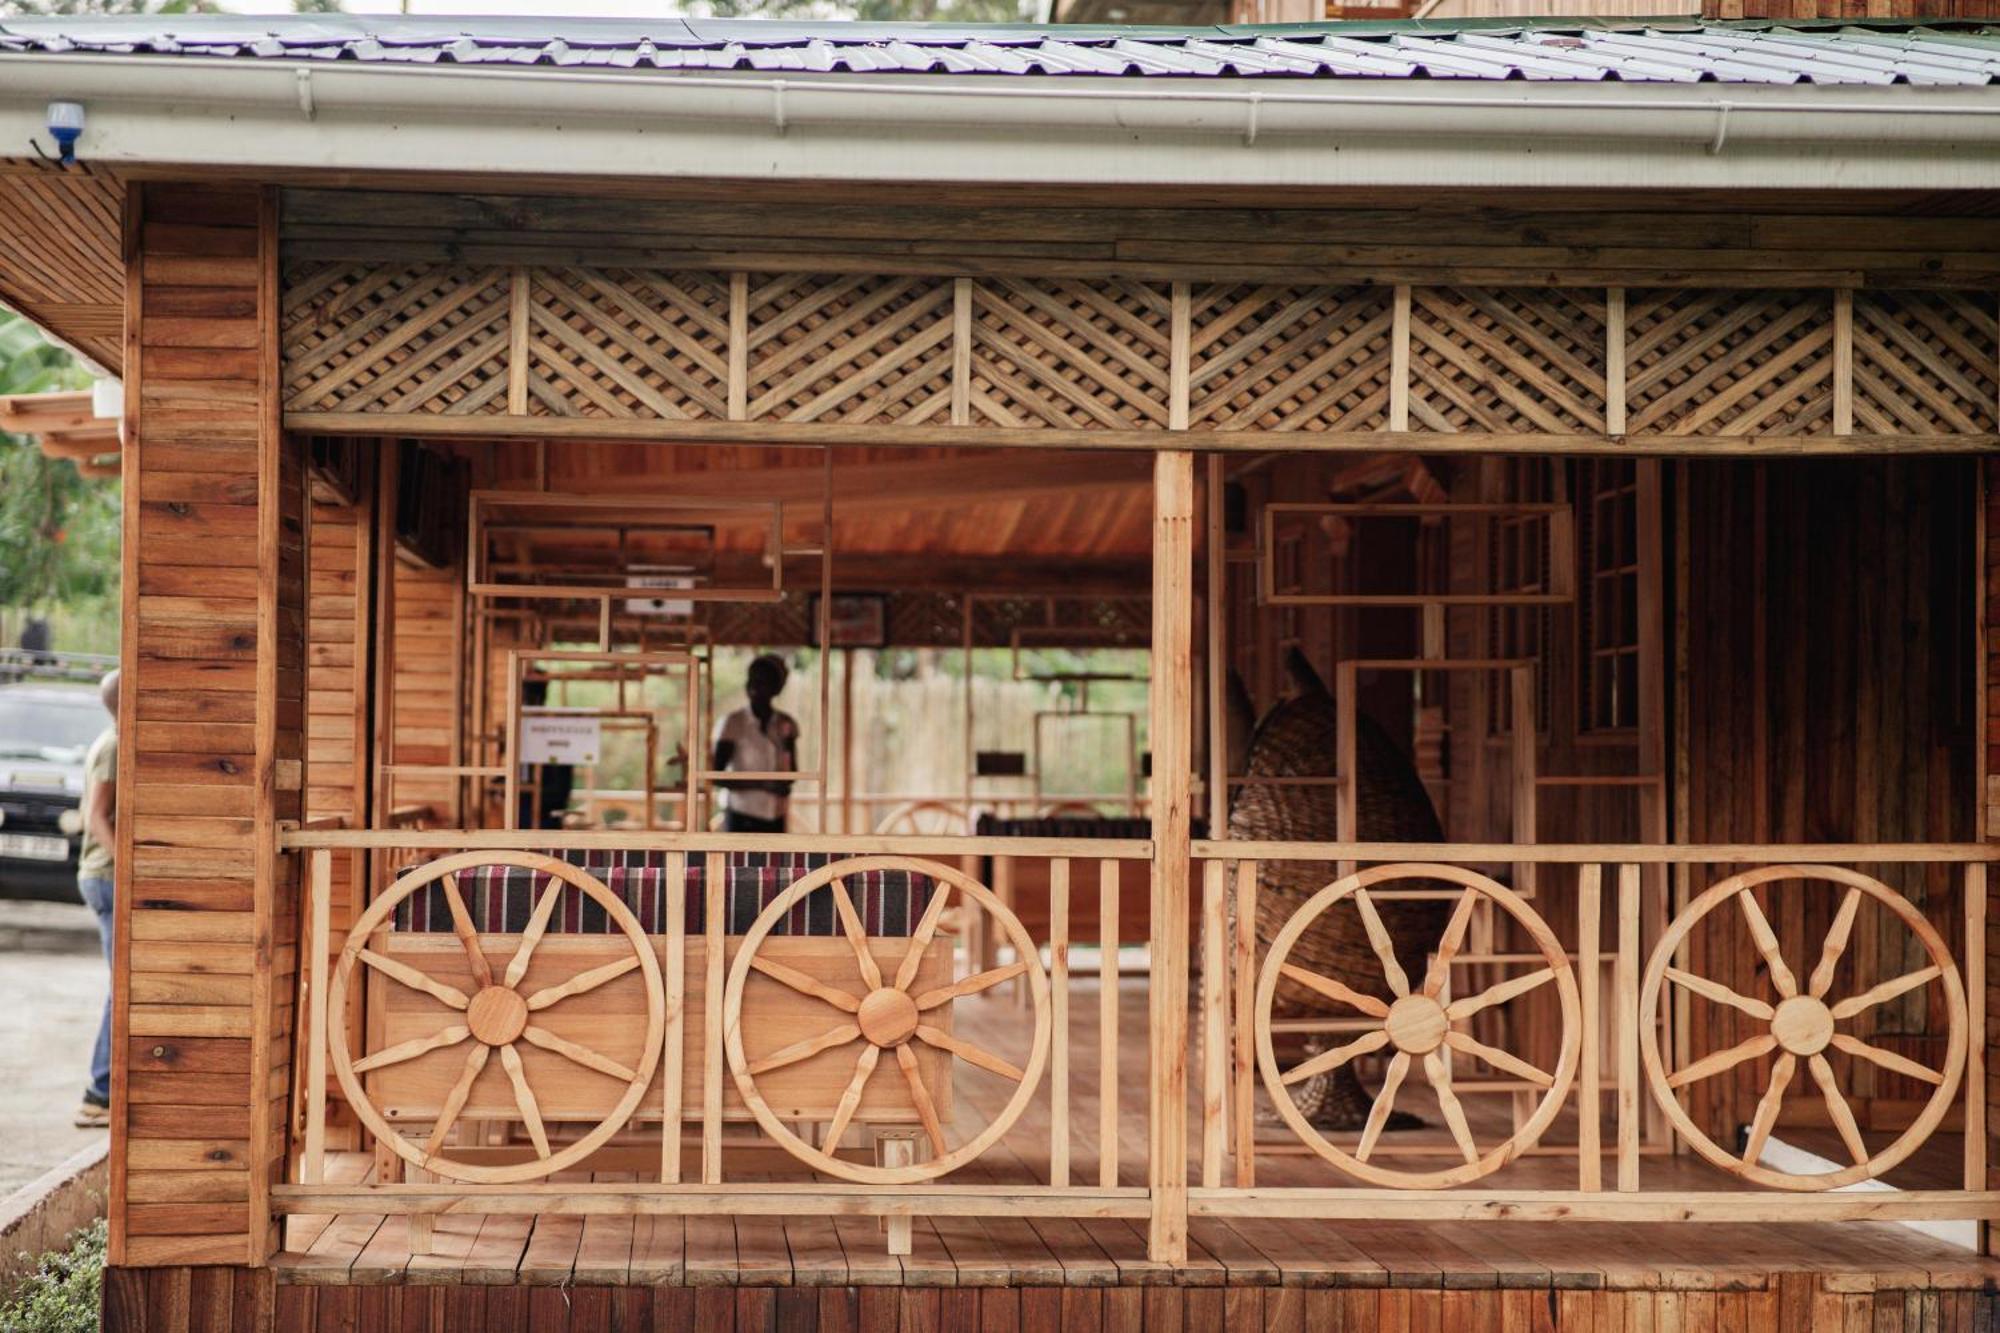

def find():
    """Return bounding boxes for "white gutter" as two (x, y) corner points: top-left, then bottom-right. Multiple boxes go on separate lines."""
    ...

(0, 53), (1996, 188)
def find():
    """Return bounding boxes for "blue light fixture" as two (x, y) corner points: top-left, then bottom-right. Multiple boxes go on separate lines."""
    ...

(45, 101), (84, 167)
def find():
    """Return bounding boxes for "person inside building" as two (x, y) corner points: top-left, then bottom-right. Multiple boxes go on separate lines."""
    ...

(710, 653), (799, 834)
(74, 668), (117, 1128)
(515, 677), (575, 830)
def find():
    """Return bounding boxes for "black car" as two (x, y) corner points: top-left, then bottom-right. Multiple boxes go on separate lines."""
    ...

(0, 680), (109, 900)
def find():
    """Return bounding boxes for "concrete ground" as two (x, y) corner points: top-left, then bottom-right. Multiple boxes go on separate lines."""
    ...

(0, 900), (108, 1196)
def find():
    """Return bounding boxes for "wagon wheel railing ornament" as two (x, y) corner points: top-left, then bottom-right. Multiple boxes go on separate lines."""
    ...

(723, 855), (1050, 1184)
(328, 851), (665, 1185)
(1640, 864), (1966, 1191)
(1254, 862), (1581, 1190)
(872, 800), (970, 837)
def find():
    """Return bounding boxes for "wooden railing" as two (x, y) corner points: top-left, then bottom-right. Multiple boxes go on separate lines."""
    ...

(1192, 841), (1995, 1224)
(275, 827), (1152, 1253)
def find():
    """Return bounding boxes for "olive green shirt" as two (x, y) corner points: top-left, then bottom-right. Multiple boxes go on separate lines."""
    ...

(78, 727), (115, 880)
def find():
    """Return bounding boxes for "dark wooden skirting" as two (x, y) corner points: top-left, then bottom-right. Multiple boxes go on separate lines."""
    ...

(101, 1265), (2000, 1332)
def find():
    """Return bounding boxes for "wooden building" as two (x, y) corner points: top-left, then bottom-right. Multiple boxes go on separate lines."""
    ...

(3, 8), (2000, 1330)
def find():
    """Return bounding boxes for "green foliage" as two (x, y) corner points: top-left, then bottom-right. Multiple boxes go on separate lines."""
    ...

(0, 1219), (105, 1333)
(0, 316), (117, 617)
(0, 1), (217, 14)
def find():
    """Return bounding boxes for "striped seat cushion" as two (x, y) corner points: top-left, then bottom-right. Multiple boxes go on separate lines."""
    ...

(393, 851), (936, 937)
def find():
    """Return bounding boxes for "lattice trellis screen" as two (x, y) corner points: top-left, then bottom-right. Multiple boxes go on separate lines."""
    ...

(281, 262), (2000, 447)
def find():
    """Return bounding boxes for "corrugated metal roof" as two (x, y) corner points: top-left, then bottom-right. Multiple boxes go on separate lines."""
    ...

(4, 14), (2000, 86)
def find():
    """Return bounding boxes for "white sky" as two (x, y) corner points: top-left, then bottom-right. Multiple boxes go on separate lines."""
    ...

(212, 2), (743, 15)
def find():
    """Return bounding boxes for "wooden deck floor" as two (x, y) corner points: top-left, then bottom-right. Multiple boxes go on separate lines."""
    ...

(273, 979), (2000, 1312)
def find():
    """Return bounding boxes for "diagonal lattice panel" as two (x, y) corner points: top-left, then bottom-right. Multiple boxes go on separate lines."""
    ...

(969, 278), (1173, 430)
(524, 268), (730, 420)
(1187, 284), (1394, 432)
(1408, 287), (1607, 435)
(1852, 291), (1999, 436)
(1625, 289), (1835, 437)
(283, 263), (512, 416)
(745, 273), (955, 425)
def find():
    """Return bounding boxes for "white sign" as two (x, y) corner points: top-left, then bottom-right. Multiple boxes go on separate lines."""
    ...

(625, 570), (694, 618)
(520, 711), (601, 765)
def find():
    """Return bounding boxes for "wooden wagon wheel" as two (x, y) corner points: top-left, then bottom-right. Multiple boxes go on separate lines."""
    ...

(1038, 800), (1106, 819)
(723, 855), (1050, 1184)
(1254, 863), (1581, 1190)
(873, 800), (969, 837)
(328, 850), (665, 1185)
(1640, 864), (1966, 1191)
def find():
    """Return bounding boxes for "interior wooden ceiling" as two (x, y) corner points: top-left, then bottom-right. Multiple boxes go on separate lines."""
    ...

(0, 161), (124, 371)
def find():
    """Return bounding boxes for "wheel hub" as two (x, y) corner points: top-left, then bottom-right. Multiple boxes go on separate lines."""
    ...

(1770, 994), (1834, 1056)
(467, 985), (529, 1046)
(1384, 993), (1450, 1055)
(858, 987), (920, 1047)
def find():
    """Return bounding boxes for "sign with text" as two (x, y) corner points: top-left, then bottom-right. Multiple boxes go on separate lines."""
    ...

(520, 711), (602, 766)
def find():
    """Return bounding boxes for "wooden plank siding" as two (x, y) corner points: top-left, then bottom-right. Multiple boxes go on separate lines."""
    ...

(113, 182), (305, 1269)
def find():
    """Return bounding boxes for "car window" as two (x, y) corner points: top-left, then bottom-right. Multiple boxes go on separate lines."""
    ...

(0, 696), (107, 759)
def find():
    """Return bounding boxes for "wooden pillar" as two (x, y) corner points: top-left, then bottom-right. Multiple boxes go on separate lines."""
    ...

(112, 182), (303, 1272)
(1148, 450), (1194, 1263)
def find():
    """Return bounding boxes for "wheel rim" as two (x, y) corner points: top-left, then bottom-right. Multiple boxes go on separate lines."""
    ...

(1640, 864), (1965, 1191)
(723, 855), (1050, 1183)
(1255, 862), (1580, 1190)
(328, 850), (665, 1185)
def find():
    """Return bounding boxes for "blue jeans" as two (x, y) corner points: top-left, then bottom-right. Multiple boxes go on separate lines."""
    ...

(76, 874), (113, 1104)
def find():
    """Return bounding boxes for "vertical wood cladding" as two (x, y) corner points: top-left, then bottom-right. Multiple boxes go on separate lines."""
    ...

(115, 183), (304, 1268)
(1684, 457), (1977, 1142)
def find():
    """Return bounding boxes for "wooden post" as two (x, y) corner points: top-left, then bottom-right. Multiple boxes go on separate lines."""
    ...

(880, 1132), (917, 1256)
(703, 851), (725, 1184)
(1099, 859), (1120, 1191)
(663, 851), (686, 1184)
(1232, 859), (1258, 1187)
(1199, 858), (1226, 1189)
(1968, 862), (1987, 1193)
(1050, 859), (1071, 1188)
(301, 851), (331, 1196)
(1577, 864), (1602, 1192)
(1834, 288), (1854, 437)
(1617, 863), (1641, 1192)
(1148, 449), (1194, 1263)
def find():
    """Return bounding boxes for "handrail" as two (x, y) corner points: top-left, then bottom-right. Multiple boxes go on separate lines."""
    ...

(1194, 840), (1996, 864)
(279, 827), (1153, 859)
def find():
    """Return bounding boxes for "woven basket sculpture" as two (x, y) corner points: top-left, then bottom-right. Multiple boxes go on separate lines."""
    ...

(1227, 649), (1448, 1128)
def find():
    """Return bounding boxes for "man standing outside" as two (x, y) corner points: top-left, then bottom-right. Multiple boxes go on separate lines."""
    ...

(74, 669), (116, 1128)
(710, 653), (799, 834)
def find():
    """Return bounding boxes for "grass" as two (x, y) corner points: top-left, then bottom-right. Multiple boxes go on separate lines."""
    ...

(0, 1219), (104, 1333)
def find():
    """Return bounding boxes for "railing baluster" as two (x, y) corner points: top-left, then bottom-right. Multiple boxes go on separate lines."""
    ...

(1617, 862), (1641, 1193)
(703, 850), (724, 1185)
(662, 850), (685, 1185)
(303, 848), (331, 1189)
(1967, 862), (1987, 1193)
(1099, 858), (1119, 1190)
(1232, 859), (1258, 1188)
(1050, 858), (1070, 1189)
(1199, 858), (1226, 1190)
(1577, 864), (1602, 1192)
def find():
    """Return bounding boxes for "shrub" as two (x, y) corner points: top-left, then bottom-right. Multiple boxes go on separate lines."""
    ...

(0, 1218), (105, 1333)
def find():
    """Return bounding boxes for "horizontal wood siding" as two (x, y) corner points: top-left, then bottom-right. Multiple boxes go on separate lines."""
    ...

(114, 182), (301, 1270)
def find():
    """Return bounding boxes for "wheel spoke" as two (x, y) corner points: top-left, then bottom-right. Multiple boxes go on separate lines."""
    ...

(913, 961), (1027, 1011)
(523, 955), (642, 1011)
(748, 955), (862, 1013)
(829, 875), (884, 991)
(1735, 890), (1798, 999)
(1355, 1050), (1410, 1164)
(1829, 1032), (1945, 1086)
(1443, 1030), (1554, 1089)
(821, 1045), (881, 1152)
(1281, 1027), (1390, 1088)
(746, 1023), (862, 1077)
(894, 884), (955, 993)
(1444, 967), (1555, 1023)
(1808, 1052), (1869, 1167)
(1424, 1051), (1480, 1167)
(498, 1042), (551, 1159)
(1351, 888), (1410, 999)
(1807, 887), (1863, 1000)
(1829, 965), (1941, 1021)
(504, 874), (569, 989)
(915, 1025), (1024, 1082)
(352, 1024), (471, 1075)
(895, 1042), (948, 1159)
(1665, 967), (1774, 1021)
(438, 872), (494, 990)
(520, 1024), (637, 1083)
(1277, 963), (1390, 1019)
(1740, 1052), (1797, 1166)
(1667, 1032), (1777, 1090)
(423, 1042), (491, 1165)
(356, 948), (470, 1011)
(1422, 888), (1480, 999)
